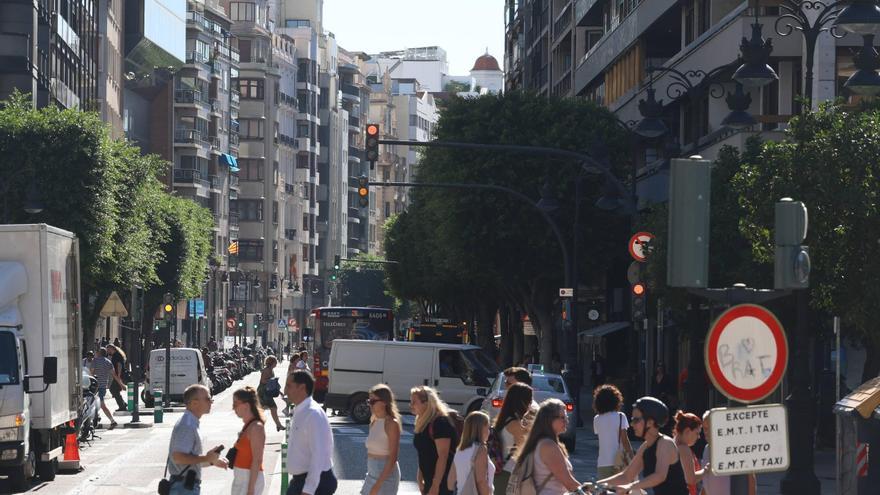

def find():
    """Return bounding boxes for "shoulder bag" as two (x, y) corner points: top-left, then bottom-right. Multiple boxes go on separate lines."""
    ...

(457, 445), (482, 495)
(613, 412), (634, 472)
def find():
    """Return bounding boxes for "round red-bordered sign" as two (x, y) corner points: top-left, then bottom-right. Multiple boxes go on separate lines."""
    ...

(628, 232), (654, 262)
(705, 304), (788, 403)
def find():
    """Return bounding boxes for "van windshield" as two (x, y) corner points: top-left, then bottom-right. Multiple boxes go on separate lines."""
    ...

(0, 332), (20, 385)
(461, 349), (500, 386)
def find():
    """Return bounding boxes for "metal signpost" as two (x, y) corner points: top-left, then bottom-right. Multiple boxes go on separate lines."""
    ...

(705, 303), (790, 495)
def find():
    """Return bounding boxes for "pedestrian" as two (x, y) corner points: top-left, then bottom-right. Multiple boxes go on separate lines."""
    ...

(285, 370), (337, 494)
(101, 336), (109, 347)
(361, 384), (401, 495)
(257, 356), (284, 431)
(592, 384), (633, 479)
(652, 363), (677, 411)
(113, 337), (121, 347)
(82, 350), (94, 371)
(164, 384), (227, 494)
(297, 350), (311, 371)
(503, 367), (533, 387)
(106, 344), (128, 412)
(492, 382), (533, 492)
(90, 348), (124, 429)
(447, 411), (494, 494)
(599, 396), (688, 494)
(231, 387), (266, 495)
(673, 411), (705, 495)
(700, 412), (756, 495)
(291, 352), (301, 369)
(411, 386), (456, 495)
(512, 398), (583, 493)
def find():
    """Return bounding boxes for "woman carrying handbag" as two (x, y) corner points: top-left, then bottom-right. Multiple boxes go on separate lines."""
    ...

(447, 411), (494, 494)
(592, 385), (633, 478)
(229, 387), (266, 495)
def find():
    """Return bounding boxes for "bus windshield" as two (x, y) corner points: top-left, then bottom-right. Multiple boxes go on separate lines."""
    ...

(312, 307), (394, 351)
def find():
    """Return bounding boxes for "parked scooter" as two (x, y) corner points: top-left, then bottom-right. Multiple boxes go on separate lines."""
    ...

(77, 371), (100, 444)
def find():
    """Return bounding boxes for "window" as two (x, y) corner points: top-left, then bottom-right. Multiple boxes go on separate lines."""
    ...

(238, 239), (263, 261)
(302, 245), (309, 261)
(272, 201), (279, 224)
(302, 214), (309, 230)
(409, 114), (418, 127)
(384, 202), (390, 218)
(272, 241), (278, 262)
(238, 199), (263, 221)
(238, 78), (264, 99)
(240, 119), (264, 139)
(296, 154), (309, 169)
(238, 39), (251, 63)
(239, 158), (264, 181)
(285, 19), (310, 28)
(229, 2), (256, 21)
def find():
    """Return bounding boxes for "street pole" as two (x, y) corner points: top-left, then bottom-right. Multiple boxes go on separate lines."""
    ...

(131, 285), (141, 423)
(164, 307), (172, 408)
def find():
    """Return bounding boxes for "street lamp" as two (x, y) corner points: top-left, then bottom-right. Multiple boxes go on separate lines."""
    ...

(844, 34), (880, 94)
(2, 173), (45, 223)
(732, 16), (778, 88)
(834, 0), (880, 34)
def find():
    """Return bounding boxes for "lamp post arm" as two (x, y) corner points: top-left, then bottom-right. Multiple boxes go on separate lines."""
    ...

(371, 180), (572, 289)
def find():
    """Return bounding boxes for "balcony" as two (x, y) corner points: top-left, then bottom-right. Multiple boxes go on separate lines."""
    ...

(279, 91), (296, 107)
(349, 115), (360, 128)
(277, 133), (297, 148)
(209, 175), (222, 190)
(186, 51), (211, 67)
(173, 169), (209, 188)
(229, 212), (240, 227)
(174, 128), (202, 144)
(208, 135), (221, 151)
(284, 229), (297, 240)
(553, 3), (573, 39)
(285, 183), (296, 195)
(0, 34), (32, 73)
(175, 89), (209, 107)
(229, 133), (240, 150)
(230, 90), (240, 107)
(229, 174), (240, 189)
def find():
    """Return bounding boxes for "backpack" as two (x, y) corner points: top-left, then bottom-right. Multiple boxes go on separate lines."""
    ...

(265, 377), (281, 397)
(506, 452), (552, 495)
(487, 424), (508, 472)
(428, 412), (465, 445)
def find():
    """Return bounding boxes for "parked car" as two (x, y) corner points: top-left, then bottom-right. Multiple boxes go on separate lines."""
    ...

(324, 340), (500, 423)
(480, 370), (577, 451)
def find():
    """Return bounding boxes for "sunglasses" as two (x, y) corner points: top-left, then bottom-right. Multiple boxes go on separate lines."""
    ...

(368, 398), (383, 405)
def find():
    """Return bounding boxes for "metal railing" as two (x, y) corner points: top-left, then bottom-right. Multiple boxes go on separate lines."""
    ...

(186, 51), (210, 65)
(173, 169), (209, 188)
(208, 175), (221, 190)
(174, 128), (201, 143)
(175, 89), (209, 105)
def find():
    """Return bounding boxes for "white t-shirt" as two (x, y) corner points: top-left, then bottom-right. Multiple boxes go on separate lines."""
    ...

(701, 444), (730, 495)
(593, 411), (629, 467)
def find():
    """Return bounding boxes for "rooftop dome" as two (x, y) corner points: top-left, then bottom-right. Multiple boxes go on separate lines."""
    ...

(471, 52), (500, 72)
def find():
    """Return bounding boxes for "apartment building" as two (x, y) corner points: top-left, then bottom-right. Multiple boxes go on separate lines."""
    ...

(504, 0), (576, 96)
(0, 0), (99, 109)
(170, 0), (240, 346)
(98, 0), (125, 137)
(336, 48), (369, 259)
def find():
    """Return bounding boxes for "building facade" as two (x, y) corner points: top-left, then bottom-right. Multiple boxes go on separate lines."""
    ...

(503, 0), (576, 96)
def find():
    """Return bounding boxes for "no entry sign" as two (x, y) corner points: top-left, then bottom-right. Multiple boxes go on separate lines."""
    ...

(707, 404), (790, 475)
(628, 232), (654, 262)
(705, 304), (788, 403)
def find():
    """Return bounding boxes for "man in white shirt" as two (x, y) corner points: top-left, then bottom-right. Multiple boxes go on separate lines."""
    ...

(285, 370), (336, 495)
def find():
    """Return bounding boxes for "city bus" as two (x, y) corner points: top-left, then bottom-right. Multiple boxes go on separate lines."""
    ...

(306, 306), (394, 400)
(406, 320), (470, 344)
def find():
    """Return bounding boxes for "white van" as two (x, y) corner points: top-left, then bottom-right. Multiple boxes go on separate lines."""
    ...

(148, 348), (212, 402)
(324, 340), (500, 423)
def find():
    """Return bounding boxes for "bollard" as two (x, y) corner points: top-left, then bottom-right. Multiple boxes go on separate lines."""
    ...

(280, 440), (288, 495)
(154, 388), (163, 424)
(127, 382), (134, 411)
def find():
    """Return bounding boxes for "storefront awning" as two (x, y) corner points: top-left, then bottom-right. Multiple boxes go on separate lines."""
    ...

(220, 153), (239, 172)
(578, 321), (629, 342)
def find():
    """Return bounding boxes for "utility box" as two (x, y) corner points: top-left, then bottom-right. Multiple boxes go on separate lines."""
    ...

(833, 377), (880, 493)
(667, 157), (712, 288)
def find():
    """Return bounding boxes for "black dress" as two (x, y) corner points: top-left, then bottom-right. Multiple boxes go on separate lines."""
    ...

(642, 436), (689, 495)
(412, 415), (456, 495)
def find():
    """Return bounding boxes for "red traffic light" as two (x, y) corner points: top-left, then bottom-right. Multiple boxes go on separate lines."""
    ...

(366, 124), (379, 136)
(632, 283), (646, 296)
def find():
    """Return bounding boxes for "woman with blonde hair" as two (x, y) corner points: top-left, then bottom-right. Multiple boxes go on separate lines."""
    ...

(257, 355), (284, 431)
(361, 384), (402, 495)
(513, 399), (583, 494)
(447, 411), (494, 494)
(411, 386), (456, 495)
(231, 386), (266, 495)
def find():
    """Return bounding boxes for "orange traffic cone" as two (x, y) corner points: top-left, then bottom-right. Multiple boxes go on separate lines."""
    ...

(63, 432), (79, 461)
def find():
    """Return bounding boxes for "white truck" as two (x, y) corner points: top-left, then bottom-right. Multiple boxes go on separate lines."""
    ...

(0, 224), (82, 491)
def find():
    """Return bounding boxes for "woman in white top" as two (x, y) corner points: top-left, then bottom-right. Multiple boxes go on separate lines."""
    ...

(513, 399), (583, 494)
(593, 384), (633, 479)
(361, 384), (401, 495)
(447, 411), (495, 494)
(492, 383), (533, 492)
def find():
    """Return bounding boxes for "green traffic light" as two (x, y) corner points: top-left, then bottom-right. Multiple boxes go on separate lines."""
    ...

(238, 321), (243, 327)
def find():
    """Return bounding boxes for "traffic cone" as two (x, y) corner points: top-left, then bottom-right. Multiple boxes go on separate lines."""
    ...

(63, 432), (79, 461)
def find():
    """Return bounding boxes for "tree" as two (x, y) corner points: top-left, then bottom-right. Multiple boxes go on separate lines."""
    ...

(0, 91), (214, 346)
(443, 80), (471, 94)
(732, 104), (880, 380)
(384, 91), (631, 362)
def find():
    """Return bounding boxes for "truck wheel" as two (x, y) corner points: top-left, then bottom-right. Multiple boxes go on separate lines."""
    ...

(349, 393), (371, 424)
(36, 458), (58, 481)
(9, 451), (35, 492)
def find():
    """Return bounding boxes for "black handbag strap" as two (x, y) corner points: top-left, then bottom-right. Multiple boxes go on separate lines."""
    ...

(163, 456), (192, 480)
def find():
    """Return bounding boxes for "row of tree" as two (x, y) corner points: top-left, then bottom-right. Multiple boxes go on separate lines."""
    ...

(384, 92), (880, 380)
(383, 92), (632, 364)
(0, 92), (214, 346)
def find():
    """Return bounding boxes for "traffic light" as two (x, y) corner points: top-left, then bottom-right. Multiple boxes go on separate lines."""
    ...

(365, 124), (379, 168)
(357, 175), (369, 208)
(162, 293), (174, 322)
(631, 282), (647, 322)
(667, 157), (711, 288)
(333, 255), (341, 270)
(237, 313), (244, 330)
(330, 271), (338, 282)
(774, 198), (810, 289)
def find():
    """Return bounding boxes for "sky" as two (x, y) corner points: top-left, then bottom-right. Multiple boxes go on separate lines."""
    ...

(322, 0), (505, 76)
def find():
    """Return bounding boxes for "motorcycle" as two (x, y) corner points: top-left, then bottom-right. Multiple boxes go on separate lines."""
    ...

(77, 371), (101, 443)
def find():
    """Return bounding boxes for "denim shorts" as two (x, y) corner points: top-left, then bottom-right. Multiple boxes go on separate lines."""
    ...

(98, 388), (107, 403)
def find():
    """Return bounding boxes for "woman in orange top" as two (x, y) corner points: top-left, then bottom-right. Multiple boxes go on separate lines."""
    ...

(231, 387), (266, 495)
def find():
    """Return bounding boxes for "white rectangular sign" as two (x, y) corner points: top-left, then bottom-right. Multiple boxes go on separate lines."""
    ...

(708, 404), (789, 475)
(559, 288), (574, 297)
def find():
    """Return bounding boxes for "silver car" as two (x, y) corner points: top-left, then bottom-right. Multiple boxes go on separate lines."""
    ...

(480, 371), (577, 451)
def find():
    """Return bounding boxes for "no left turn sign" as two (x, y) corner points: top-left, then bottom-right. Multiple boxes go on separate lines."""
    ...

(628, 232), (654, 262)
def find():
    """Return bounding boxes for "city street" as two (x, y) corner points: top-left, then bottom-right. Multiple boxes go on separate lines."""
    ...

(0, 359), (839, 495)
